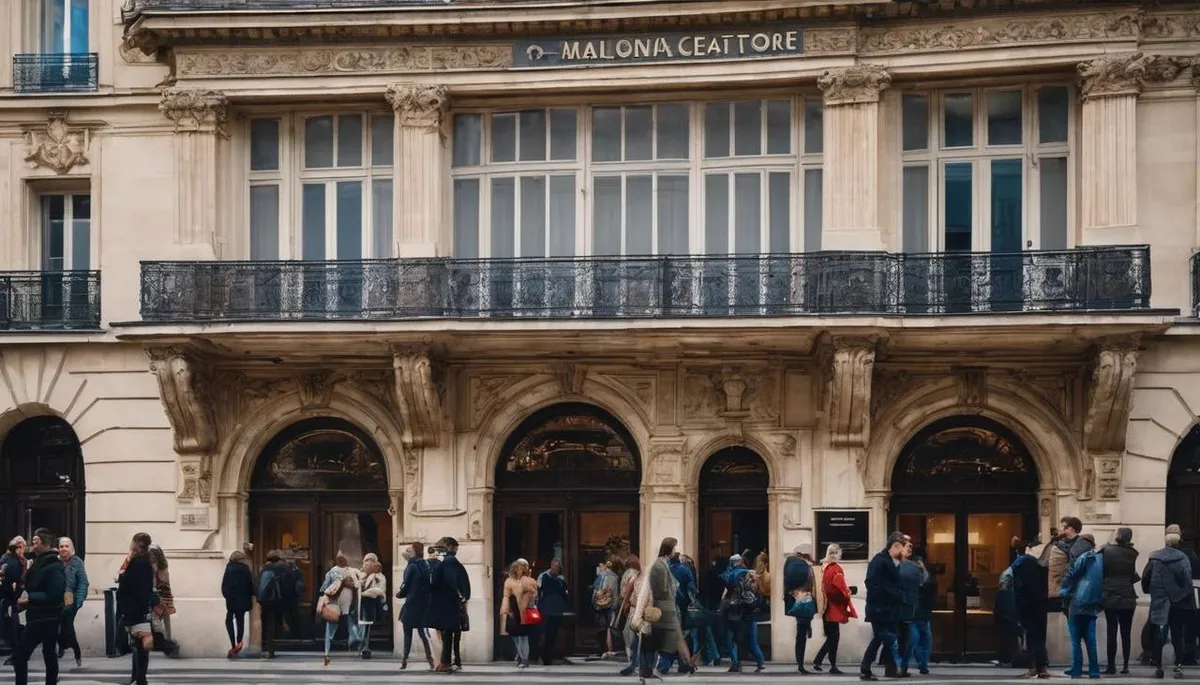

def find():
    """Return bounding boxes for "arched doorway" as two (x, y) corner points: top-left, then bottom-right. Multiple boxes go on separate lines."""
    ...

(889, 416), (1039, 662)
(1166, 424), (1200, 558)
(248, 417), (393, 651)
(0, 416), (85, 553)
(697, 446), (771, 658)
(493, 403), (641, 659)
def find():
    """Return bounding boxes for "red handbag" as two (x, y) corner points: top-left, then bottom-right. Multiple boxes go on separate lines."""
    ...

(522, 607), (543, 626)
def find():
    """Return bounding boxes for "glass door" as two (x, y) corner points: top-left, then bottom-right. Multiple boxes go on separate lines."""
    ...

(323, 510), (393, 650)
(256, 509), (315, 645)
(896, 512), (960, 658)
(963, 513), (1023, 657)
(575, 510), (633, 653)
(495, 510), (565, 658)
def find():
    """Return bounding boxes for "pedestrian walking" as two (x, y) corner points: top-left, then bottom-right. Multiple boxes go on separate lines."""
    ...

(1100, 527), (1139, 675)
(221, 550), (254, 659)
(117, 533), (156, 685)
(782, 544), (822, 674)
(720, 553), (765, 673)
(1143, 524), (1196, 680)
(500, 558), (538, 668)
(631, 538), (695, 684)
(616, 554), (644, 677)
(427, 537), (470, 673)
(813, 543), (855, 675)
(356, 553), (387, 658)
(1059, 541), (1103, 679)
(148, 544), (178, 656)
(257, 550), (294, 660)
(1, 536), (27, 659)
(537, 558), (568, 665)
(1010, 536), (1050, 679)
(318, 553), (360, 666)
(859, 532), (905, 682)
(909, 554), (935, 675)
(56, 537), (87, 668)
(10, 528), (64, 685)
(397, 542), (434, 670)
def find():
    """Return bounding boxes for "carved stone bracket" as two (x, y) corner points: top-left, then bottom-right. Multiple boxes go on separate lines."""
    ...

(1083, 336), (1140, 454)
(1096, 456), (1122, 501)
(552, 362), (587, 396)
(955, 367), (988, 406)
(647, 437), (688, 487)
(1078, 52), (1192, 100)
(822, 336), (880, 448)
(391, 344), (445, 449)
(23, 111), (92, 175)
(818, 63), (891, 106)
(296, 372), (338, 409)
(159, 88), (230, 137)
(386, 83), (449, 138)
(146, 346), (217, 455)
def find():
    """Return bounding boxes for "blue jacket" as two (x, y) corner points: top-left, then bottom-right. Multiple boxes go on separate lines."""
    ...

(397, 557), (431, 627)
(670, 559), (696, 607)
(1059, 549), (1103, 617)
(537, 570), (569, 617)
(864, 551), (902, 624)
(1010, 553), (1048, 617)
(896, 560), (922, 622)
(63, 555), (89, 610)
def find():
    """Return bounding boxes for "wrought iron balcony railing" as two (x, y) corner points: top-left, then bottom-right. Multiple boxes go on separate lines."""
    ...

(1192, 253), (1200, 318)
(139, 246), (1150, 323)
(123, 0), (695, 19)
(13, 54), (99, 94)
(0, 271), (102, 331)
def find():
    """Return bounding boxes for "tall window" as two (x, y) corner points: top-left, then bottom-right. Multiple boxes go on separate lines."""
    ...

(247, 113), (394, 260)
(450, 97), (824, 259)
(899, 86), (1071, 254)
(41, 194), (90, 271)
(39, 0), (88, 53)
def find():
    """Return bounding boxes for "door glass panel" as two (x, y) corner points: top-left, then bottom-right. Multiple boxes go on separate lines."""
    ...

(899, 513), (958, 657)
(258, 510), (315, 641)
(986, 91), (1022, 146)
(577, 512), (632, 652)
(965, 513), (1022, 655)
(944, 162), (973, 252)
(943, 94), (974, 148)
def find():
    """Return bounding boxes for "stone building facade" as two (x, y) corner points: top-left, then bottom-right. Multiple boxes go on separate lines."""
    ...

(0, 0), (1199, 663)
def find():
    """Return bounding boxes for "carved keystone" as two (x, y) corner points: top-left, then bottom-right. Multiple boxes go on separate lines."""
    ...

(1083, 336), (1140, 454)
(146, 346), (216, 455)
(823, 335), (880, 448)
(391, 343), (445, 449)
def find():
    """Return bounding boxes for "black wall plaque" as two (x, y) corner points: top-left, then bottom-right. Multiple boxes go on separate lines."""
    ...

(815, 511), (870, 562)
(514, 27), (803, 68)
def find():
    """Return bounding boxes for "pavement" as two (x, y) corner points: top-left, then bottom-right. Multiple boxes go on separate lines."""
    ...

(6, 656), (1188, 684)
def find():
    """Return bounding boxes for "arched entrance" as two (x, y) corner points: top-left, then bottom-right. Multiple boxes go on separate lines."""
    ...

(1166, 424), (1200, 558)
(889, 416), (1039, 662)
(697, 446), (771, 659)
(248, 417), (393, 651)
(0, 416), (85, 553)
(493, 403), (641, 659)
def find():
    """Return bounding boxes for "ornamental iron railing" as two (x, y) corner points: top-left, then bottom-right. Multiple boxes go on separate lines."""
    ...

(122, 0), (709, 20)
(0, 271), (102, 331)
(139, 246), (1150, 322)
(12, 54), (99, 94)
(1192, 252), (1200, 318)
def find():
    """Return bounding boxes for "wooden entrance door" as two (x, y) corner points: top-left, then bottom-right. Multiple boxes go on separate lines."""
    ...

(0, 416), (86, 554)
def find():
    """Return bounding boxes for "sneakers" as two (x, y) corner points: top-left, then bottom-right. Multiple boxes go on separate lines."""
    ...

(1174, 666), (1185, 679)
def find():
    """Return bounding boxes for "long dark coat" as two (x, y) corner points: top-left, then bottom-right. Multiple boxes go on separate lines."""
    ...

(397, 557), (431, 627)
(427, 554), (471, 632)
(221, 561), (255, 614)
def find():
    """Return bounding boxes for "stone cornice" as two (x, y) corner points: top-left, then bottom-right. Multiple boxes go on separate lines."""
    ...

(818, 63), (890, 105)
(146, 346), (217, 455)
(1078, 52), (1192, 100)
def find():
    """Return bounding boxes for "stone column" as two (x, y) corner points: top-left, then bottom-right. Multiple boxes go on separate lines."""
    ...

(1078, 53), (1189, 245)
(817, 64), (891, 251)
(159, 89), (229, 257)
(386, 84), (449, 258)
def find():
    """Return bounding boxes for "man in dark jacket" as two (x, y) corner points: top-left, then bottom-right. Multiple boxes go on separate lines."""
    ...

(258, 550), (295, 659)
(1010, 536), (1049, 678)
(1143, 524), (1195, 680)
(860, 532), (906, 681)
(429, 537), (471, 672)
(12, 528), (65, 685)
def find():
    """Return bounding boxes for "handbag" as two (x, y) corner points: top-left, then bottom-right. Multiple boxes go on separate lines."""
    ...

(316, 595), (340, 623)
(522, 607), (543, 626)
(643, 605), (663, 623)
(787, 590), (818, 620)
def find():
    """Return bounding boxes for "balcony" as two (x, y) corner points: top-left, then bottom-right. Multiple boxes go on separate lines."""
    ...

(139, 246), (1150, 323)
(0, 272), (102, 331)
(12, 54), (99, 94)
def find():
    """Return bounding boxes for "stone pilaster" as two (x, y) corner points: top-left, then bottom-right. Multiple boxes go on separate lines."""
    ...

(386, 83), (450, 258)
(1077, 53), (1188, 245)
(817, 64), (891, 251)
(159, 89), (229, 254)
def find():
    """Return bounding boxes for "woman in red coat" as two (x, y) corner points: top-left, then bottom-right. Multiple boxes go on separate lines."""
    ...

(812, 543), (857, 675)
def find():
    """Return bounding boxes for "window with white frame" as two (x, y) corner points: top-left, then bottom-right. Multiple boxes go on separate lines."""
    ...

(450, 97), (824, 260)
(41, 193), (90, 271)
(247, 113), (394, 261)
(38, 0), (88, 53)
(899, 85), (1071, 255)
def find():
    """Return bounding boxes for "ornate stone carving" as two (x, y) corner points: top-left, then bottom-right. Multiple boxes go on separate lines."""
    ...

(119, 39), (159, 64)
(822, 336), (878, 448)
(605, 375), (656, 412)
(159, 88), (230, 136)
(680, 367), (778, 421)
(804, 28), (856, 55)
(1083, 337), (1140, 454)
(681, 372), (724, 421)
(470, 374), (519, 427)
(178, 462), (199, 502)
(1097, 478), (1121, 500)
(552, 362), (587, 396)
(859, 12), (1139, 55)
(818, 64), (891, 106)
(175, 46), (512, 78)
(776, 434), (798, 460)
(296, 372), (337, 409)
(392, 344), (445, 449)
(871, 369), (917, 417)
(386, 84), (449, 135)
(469, 509), (483, 540)
(403, 447), (421, 513)
(1139, 13), (1200, 42)
(23, 113), (89, 175)
(1040, 498), (1052, 517)
(197, 455), (213, 503)
(955, 367), (988, 406)
(1078, 53), (1191, 100)
(146, 347), (216, 455)
(1008, 370), (1068, 417)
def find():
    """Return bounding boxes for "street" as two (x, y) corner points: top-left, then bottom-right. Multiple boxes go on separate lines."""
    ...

(11, 658), (1185, 684)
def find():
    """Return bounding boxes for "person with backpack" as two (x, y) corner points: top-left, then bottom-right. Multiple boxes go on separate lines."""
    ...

(221, 551), (255, 659)
(1143, 524), (1196, 680)
(1010, 536), (1050, 679)
(1059, 542), (1104, 679)
(720, 553), (765, 673)
(258, 550), (293, 660)
(783, 545), (822, 674)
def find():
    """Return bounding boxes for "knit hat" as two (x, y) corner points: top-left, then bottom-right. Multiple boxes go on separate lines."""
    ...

(1115, 527), (1133, 544)
(794, 543), (812, 556)
(1166, 524), (1182, 536)
(1167, 524), (1183, 545)
(729, 554), (744, 563)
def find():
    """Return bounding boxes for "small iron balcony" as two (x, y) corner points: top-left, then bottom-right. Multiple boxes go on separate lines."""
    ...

(139, 246), (1151, 323)
(0, 271), (102, 331)
(13, 54), (99, 94)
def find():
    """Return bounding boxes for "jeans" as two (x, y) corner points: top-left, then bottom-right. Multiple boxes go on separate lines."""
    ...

(224, 611), (245, 649)
(58, 606), (81, 660)
(1105, 607), (1134, 670)
(1155, 607), (1191, 669)
(13, 618), (58, 685)
(815, 620), (840, 667)
(688, 624), (719, 664)
(907, 620), (931, 671)
(794, 618), (812, 666)
(861, 621), (901, 674)
(512, 634), (530, 663)
(324, 616), (345, 655)
(725, 618), (765, 668)
(1067, 614), (1100, 678)
(261, 606), (280, 657)
(401, 624), (432, 662)
(1020, 607), (1049, 670)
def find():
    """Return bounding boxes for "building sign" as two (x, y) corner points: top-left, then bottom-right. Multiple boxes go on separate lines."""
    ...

(815, 510), (870, 562)
(514, 27), (803, 68)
